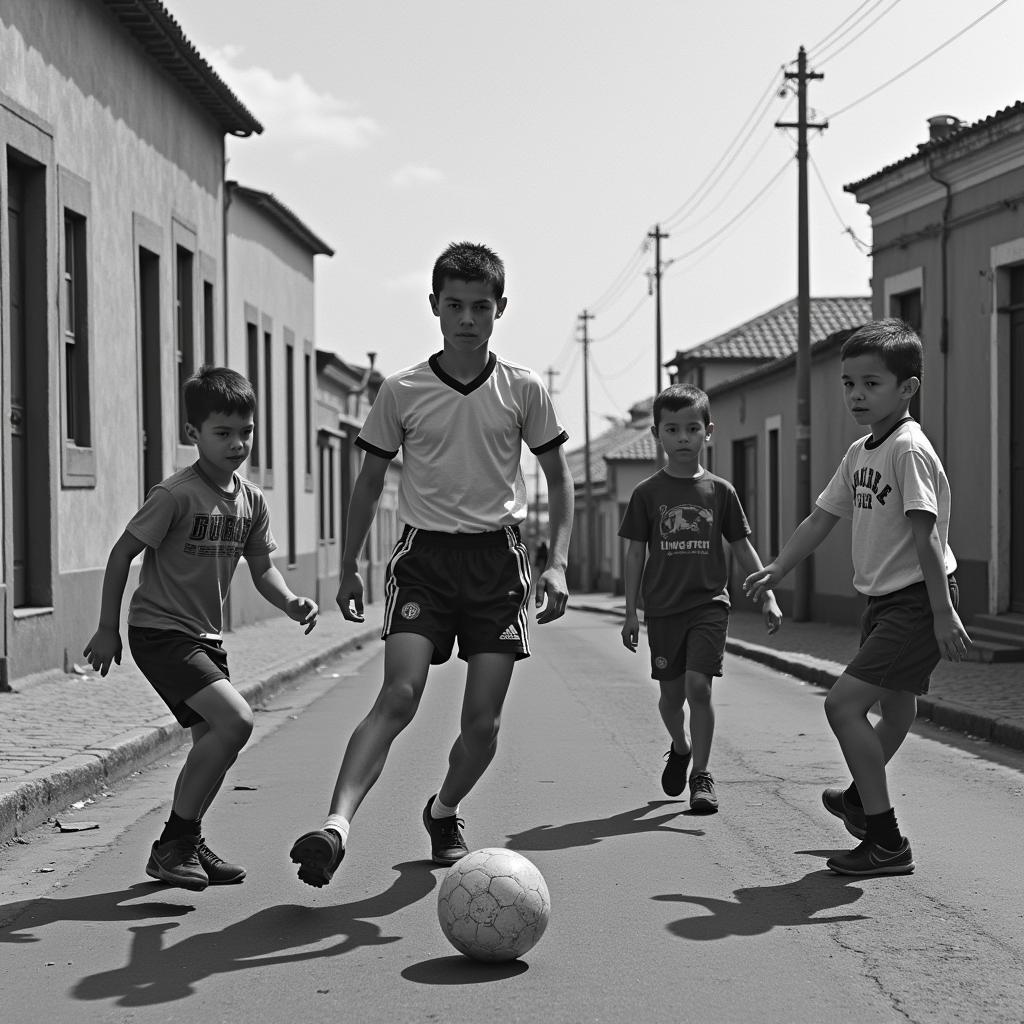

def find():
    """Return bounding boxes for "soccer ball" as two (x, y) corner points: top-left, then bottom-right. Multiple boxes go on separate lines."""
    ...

(436, 848), (551, 962)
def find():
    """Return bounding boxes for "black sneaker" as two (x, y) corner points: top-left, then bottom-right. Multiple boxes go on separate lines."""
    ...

(290, 828), (345, 888)
(422, 795), (469, 865)
(661, 746), (691, 797)
(689, 770), (719, 814)
(826, 836), (915, 876)
(146, 837), (208, 891)
(196, 838), (246, 884)
(822, 787), (867, 839)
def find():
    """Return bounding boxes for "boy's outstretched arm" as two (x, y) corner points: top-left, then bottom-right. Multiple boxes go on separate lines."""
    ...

(336, 452), (390, 622)
(620, 540), (646, 651)
(729, 536), (783, 634)
(247, 553), (319, 634)
(908, 510), (972, 661)
(83, 530), (147, 676)
(743, 506), (840, 603)
(535, 446), (573, 623)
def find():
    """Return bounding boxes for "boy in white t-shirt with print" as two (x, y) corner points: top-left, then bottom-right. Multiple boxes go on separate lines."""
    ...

(746, 320), (971, 876)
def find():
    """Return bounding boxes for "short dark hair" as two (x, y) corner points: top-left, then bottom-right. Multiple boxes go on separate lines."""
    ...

(652, 383), (711, 428)
(432, 241), (505, 300)
(840, 318), (922, 382)
(184, 366), (256, 427)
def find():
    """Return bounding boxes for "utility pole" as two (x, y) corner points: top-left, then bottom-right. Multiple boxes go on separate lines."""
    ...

(776, 45), (826, 621)
(648, 224), (669, 468)
(534, 367), (559, 545)
(579, 309), (595, 592)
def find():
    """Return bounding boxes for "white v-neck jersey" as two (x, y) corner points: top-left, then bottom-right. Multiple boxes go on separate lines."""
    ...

(356, 352), (568, 533)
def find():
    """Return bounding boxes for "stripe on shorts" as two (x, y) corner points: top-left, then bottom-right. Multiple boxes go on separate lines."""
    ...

(505, 526), (533, 655)
(382, 526), (418, 636)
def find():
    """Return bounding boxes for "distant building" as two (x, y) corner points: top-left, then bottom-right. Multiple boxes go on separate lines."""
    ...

(225, 182), (333, 627)
(566, 297), (872, 602)
(0, 0), (260, 683)
(315, 351), (399, 607)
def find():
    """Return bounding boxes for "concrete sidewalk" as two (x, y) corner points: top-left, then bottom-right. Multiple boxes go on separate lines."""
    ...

(573, 592), (1024, 753)
(0, 605), (385, 844)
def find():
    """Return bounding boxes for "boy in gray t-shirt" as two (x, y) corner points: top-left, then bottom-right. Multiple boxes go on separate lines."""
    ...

(83, 368), (318, 892)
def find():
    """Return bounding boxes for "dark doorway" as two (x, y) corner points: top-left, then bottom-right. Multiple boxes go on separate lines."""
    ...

(1009, 267), (1024, 612)
(138, 247), (163, 497)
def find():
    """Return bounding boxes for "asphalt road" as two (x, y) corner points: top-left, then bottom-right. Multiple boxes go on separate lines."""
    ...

(2, 608), (1022, 1023)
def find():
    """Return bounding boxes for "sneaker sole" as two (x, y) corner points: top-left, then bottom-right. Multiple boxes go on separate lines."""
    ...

(290, 833), (342, 888)
(145, 860), (209, 891)
(204, 867), (246, 885)
(821, 791), (867, 840)
(826, 858), (915, 877)
(689, 799), (719, 815)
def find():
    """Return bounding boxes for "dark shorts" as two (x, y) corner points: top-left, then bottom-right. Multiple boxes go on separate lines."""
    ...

(845, 575), (959, 695)
(646, 603), (729, 680)
(382, 525), (532, 664)
(128, 626), (231, 727)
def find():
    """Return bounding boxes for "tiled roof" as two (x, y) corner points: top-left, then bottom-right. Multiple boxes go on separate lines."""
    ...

(669, 296), (871, 364)
(229, 182), (334, 255)
(606, 432), (659, 462)
(566, 418), (651, 487)
(845, 102), (1024, 193)
(98, 0), (262, 136)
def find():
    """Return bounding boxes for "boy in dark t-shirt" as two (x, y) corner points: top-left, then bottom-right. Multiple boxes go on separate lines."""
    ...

(619, 384), (781, 812)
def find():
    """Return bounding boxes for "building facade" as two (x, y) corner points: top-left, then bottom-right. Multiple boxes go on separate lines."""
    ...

(0, 0), (260, 683)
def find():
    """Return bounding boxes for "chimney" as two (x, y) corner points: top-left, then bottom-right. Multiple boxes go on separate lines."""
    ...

(927, 114), (963, 143)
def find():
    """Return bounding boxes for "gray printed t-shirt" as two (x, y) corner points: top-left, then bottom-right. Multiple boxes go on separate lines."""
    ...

(618, 469), (750, 617)
(126, 464), (276, 639)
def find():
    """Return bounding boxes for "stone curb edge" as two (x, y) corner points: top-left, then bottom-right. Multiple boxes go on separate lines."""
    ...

(573, 602), (1024, 755)
(0, 628), (380, 846)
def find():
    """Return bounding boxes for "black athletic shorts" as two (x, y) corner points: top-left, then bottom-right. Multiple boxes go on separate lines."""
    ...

(128, 626), (230, 727)
(382, 525), (532, 664)
(646, 603), (729, 680)
(845, 575), (959, 695)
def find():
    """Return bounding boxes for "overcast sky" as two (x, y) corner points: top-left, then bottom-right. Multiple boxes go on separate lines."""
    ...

(167, 0), (1021, 447)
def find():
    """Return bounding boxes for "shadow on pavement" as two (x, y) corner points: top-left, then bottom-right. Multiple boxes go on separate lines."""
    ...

(653, 868), (867, 940)
(402, 954), (528, 984)
(31, 859), (440, 1006)
(506, 799), (704, 851)
(0, 883), (195, 943)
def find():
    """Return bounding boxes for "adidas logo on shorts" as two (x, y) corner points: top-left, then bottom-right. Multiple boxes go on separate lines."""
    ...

(498, 624), (521, 641)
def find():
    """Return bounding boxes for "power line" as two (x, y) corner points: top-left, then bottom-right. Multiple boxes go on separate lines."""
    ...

(586, 237), (650, 315)
(661, 65), (786, 233)
(808, 0), (877, 55)
(815, 0), (905, 66)
(662, 155), (793, 271)
(591, 293), (650, 343)
(808, 147), (870, 252)
(827, 0), (1012, 120)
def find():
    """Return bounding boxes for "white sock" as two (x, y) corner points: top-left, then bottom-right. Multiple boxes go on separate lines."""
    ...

(431, 796), (459, 819)
(322, 814), (350, 846)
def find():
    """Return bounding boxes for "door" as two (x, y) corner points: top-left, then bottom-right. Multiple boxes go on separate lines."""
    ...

(8, 164), (28, 605)
(1010, 268), (1024, 612)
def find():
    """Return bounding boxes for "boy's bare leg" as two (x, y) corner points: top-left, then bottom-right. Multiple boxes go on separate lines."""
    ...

(683, 670), (714, 772)
(173, 680), (254, 820)
(824, 674), (907, 815)
(437, 652), (516, 808)
(327, 633), (434, 821)
(658, 676), (689, 754)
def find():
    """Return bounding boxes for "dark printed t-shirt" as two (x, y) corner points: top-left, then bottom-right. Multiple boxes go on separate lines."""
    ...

(618, 469), (750, 616)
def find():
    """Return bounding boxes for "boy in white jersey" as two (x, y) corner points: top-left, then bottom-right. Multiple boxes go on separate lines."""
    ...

(745, 320), (971, 876)
(290, 242), (573, 886)
(83, 368), (318, 891)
